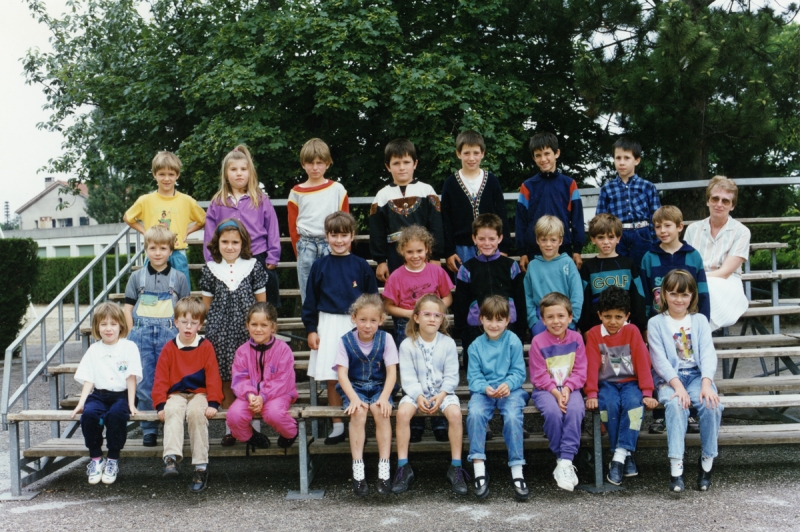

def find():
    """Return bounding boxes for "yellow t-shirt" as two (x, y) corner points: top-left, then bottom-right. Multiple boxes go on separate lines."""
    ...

(125, 191), (206, 249)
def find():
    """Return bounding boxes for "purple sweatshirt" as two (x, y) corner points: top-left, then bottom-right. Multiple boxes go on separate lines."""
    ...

(204, 193), (281, 265)
(529, 328), (587, 393)
(231, 337), (298, 403)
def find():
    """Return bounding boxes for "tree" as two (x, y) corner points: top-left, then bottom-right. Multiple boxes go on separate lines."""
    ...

(1, 215), (21, 231)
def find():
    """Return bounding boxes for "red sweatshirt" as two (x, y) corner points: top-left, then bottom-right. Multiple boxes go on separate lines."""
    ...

(584, 323), (654, 400)
(152, 337), (224, 411)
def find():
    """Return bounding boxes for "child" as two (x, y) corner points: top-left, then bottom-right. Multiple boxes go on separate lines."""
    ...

(124, 225), (190, 447)
(228, 302), (298, 451)
(578, 213), (647, 333)
(529, 293), (587, 492)
(584, 287), (658, 486)
(516, 132), (585, 271)
(199, 219), (268, 445)
(287, 138), (349, 303)
(334, 294), (398, 496)
(369, 138), (445, 281)
(466, 296), (529, 500)
(302, 211), (379, 445)
(393, 295), (467, 495)
(204, 145), (281, 307)
(123, 150), (206, 289)
(647, 269), (722, 492)
(72, 303), (141, 485)
(441, 130), (510, 272)
(454, 213), (526, 369)
(523, 216), (583, 336)
(640, 206), (710, 320)
(152, 297), (223, 493)
(595, 137), (661, 266)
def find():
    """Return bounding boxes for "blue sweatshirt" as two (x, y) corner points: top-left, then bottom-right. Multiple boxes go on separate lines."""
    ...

(639, 241), (710, 320)
(467, 330), (526, 394)
(516, 171), (585, 256)
(523, 253), (583, 329)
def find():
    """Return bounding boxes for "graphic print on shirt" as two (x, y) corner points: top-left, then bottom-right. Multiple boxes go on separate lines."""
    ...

(117, 360), (129, 373)
(599, 343), (633, 379)
(672, 326), (694, 362)
(651, 286), (662, 314)
(546, 352), (576, 387)
(590, 271), (631, 294)
(158, 209), (172, 230)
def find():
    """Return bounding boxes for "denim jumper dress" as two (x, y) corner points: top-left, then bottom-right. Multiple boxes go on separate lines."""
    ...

(128, 268), (179, 436)
(335, 330), (398, 408)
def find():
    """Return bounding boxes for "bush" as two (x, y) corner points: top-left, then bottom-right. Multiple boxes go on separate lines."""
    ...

(31, 255), (133, 305)
(0, 238), (40, 354)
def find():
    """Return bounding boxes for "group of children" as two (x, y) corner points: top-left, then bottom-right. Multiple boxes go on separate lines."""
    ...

(72, 131), (723, 500)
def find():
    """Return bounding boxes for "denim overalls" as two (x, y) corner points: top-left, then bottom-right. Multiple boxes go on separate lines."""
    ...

(128, 269), (179, 436)
(335, 330), (398, 407)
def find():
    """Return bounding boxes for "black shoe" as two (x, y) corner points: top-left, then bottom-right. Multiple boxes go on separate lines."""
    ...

(687, 417), (700, 434)
(353, 478), (368, 497)
(277, 434), (297, 449)
(376, 478), (392, 495)
(143, 433), (157, 447)
(607, 461), (624, 486)
(245, 430), (271, 456)
(446, 465), (469, 496)
(670, 475), (685, 493)
(510, 477), (529, 501)
(163, 456), (179, 477)
(324, 432), (347, 445)
(697, 457), (713, 491)
(391, 464), (415, 494)
(190, 468), (208, 493)
(624, 455), (638, 477)
(409, 429), (424, 443)
(649, 420), (666, 434)
(433, 428), (449, 442)
(474, 471), (490, 499)
(220, 434), (237, 447)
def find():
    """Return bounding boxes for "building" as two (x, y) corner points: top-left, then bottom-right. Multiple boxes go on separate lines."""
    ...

(15, 177), (96, 231)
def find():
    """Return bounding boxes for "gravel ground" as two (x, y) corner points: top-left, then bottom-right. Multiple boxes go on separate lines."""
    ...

(1, 308), (800, 531)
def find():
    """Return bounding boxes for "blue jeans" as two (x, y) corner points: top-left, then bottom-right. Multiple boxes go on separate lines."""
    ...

(128, 319), (177, 436)
(455, 245), (477, 266)
(297, 236), (329, 303)
(467, 389), (528, 466)
(617, 227), (653, 268)
(82, 390), (130, 460)
(393, 317), (409, 347)
(660, 368), (723, 460)
(598, 380), (644, 452)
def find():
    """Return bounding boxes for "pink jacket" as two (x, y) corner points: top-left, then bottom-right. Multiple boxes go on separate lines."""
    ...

(231, 338), (298, 403)
(529, 329), (587, 393)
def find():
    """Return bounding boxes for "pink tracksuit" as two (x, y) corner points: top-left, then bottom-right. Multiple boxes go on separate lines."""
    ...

(228, 337), (298, 440)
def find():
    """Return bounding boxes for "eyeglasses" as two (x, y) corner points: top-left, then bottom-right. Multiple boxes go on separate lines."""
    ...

(177, 319), (201, 327)
(666, 291), (693, 300)
(709, 196), (732, 206)
(419, 311), (444, 320)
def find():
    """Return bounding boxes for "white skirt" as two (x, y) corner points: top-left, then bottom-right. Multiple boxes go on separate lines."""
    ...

(307, 312), (354, 381)
(708, 275), (749, 331)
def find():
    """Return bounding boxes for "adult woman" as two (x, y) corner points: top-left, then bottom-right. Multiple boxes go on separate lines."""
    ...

(684, 176), (750, 331)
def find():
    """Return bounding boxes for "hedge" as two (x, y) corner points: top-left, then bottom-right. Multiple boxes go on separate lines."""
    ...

(31, 255), (133, 305)
(0, 238), (40, 354)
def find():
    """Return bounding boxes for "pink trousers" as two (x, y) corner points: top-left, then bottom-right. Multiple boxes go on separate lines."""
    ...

(227, 396), (297, 440)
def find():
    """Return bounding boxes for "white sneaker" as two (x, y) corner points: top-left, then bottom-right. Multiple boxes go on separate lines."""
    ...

(553, 461), (575, 492)
(101, 459), (119, 484)
(87, 458), (105, 485)
(567, 463), (580, 487)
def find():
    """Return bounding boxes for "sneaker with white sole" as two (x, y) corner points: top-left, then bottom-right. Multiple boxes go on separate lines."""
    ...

(101, 459), (119, 484)
(87, 458), (105, 485)
(553, 462), (576, 491)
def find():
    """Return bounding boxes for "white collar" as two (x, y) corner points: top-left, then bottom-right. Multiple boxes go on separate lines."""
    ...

(600, 323), (629, 337)
(176, 334), (202, 349)
(206, 257), (257, 291)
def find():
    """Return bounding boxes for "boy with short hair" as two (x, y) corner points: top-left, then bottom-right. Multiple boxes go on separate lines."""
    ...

(441, 130), (510, 273)
(639, 206), (710, 320)
(529, 292), (587, 492)
(370, 138), (445, 282)
(287, 138), (350, 303)
(454, 213), (526, 368)
(516, 132), (585, 271)
(124, 225), (191, 447)
(152, 297), (223, 493)
(578, 213), (647, 333)
(584, 286), (658, 486)
(123, 151), (206, 289)
(523, 216), (583, 337)
(595, 137), (661, 266)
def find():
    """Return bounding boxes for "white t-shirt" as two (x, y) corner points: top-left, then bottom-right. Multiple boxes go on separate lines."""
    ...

(458, 170), (485, 197)
(74, 338), (143, 392)
(664, 314), (695, 369)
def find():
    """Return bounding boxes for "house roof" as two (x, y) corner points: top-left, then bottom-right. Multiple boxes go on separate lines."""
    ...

(15, 180), (89, 215)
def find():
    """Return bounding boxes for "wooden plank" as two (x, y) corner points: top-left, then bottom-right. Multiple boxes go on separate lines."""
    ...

(749, 243), (789, 251)
(718, 394), (800, 408)
(717, 346), (800, 359)
(51, 359), (310, 375)
(716, 376), (800, 393)
(741, 306), (800, 318)
(712, 334), (800, 348)
(8, 407), (304, 423)
(300, 405), (542, 418)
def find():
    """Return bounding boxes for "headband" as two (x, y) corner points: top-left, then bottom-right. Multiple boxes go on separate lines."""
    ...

(217, 220), (239, 232)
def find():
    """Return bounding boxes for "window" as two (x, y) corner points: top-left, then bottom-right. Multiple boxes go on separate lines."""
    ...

(79, 217), (90, 226)
(54, 246), (71, 257)
(37, 248), (47, 258)
(57, 218), (73, 227)
(77, 245), (94, 257)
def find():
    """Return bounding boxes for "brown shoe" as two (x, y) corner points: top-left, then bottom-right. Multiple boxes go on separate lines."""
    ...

(220, 434), (237, 447)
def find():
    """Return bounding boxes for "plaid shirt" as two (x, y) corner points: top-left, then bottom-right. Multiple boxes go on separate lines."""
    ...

(596, 175), (661, 239)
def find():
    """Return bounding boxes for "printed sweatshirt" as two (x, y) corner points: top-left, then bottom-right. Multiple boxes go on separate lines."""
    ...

(647, 312), (717, 388)
(639, 241), (710, 320)
(584, 324), (654, 400)
(529, 328), (587, 393)
(152, 338), (224, 411)
(578, 256), (647, 332)
(231, 337), (298, 403)
(523, 253), (583, 329)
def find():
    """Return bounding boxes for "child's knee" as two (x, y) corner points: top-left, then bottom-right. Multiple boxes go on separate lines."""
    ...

(396, 405), (415, 424)
(444, 405), (462, 423)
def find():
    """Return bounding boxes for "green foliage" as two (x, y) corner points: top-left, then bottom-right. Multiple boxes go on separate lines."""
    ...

(30, 255), (132, 305)
(1, 215), (21, 231)
(0, 239), (39, 353)
(83, 171), (149, 225)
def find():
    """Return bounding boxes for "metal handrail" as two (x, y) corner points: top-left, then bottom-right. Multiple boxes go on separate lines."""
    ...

(1, 226), (143, 432)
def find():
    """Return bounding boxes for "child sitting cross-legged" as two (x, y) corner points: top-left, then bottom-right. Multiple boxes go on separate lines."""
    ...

(584, 286), (658, 486)
(529, 292), (587, 492)
(392, 295), (468, 496)
(466, 296), (529, 500)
